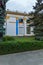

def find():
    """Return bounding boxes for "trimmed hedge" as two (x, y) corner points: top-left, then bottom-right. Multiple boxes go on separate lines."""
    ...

(3, 36), (15, 41)
(0, 41), (43, 55)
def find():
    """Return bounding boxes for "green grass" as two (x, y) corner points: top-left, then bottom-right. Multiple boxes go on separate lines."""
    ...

(0, 36), (43, 55)
(15, 37), (36, 42)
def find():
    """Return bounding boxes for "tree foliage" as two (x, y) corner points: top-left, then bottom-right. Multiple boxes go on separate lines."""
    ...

(33, 0), (43, 40)
(0, 0), (8, 40)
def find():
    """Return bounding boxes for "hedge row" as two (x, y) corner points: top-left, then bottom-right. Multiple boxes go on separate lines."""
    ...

(0, 41), (43, 55)
(3, 36), (15, 41)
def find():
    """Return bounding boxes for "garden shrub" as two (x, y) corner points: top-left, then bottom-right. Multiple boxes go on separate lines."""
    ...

(3, 36), (15, 41)
(0, 41), (43, 55)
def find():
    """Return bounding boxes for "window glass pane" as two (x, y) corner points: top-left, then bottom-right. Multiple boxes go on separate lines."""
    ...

(19, 19), (23, 23)
(19, 19), (24, 35)
(19, 27), (25, 35)
(26, 19), (30, 23)
(27, 25), (30, 34)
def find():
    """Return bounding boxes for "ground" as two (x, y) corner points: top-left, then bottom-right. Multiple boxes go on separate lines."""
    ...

(0, 49), (43, 65)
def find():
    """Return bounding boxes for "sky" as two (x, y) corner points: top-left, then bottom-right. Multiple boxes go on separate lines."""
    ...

(6, 0), (36, 13)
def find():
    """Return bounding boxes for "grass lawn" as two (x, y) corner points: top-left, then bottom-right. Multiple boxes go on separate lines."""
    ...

(0, 36), (43, 55)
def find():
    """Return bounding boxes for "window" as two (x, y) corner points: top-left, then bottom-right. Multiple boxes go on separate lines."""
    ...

(26, 19), (30, 23)
(18, 18), (25, 35)
(26, 25), (30, 34)
(19, 19), (23, 23)
(19, 27), (25, 35)
(0, 32), (3, 38)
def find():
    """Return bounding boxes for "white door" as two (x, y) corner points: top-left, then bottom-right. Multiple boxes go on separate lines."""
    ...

(6, 18), (16, 36)
(7, 23), (16, 36)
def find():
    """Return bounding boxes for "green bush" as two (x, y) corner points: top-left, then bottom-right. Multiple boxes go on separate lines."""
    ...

(3, 36), (15, 41)
(0, 41), (43, 55)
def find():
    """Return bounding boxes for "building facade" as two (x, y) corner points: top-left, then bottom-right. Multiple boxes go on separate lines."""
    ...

(5, 11), (34, 36)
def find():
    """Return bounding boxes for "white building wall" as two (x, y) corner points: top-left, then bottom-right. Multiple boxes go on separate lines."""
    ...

(6, 14), (16, 36)
(6, 14), (34, 36)
(24, 19), (27, 35)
